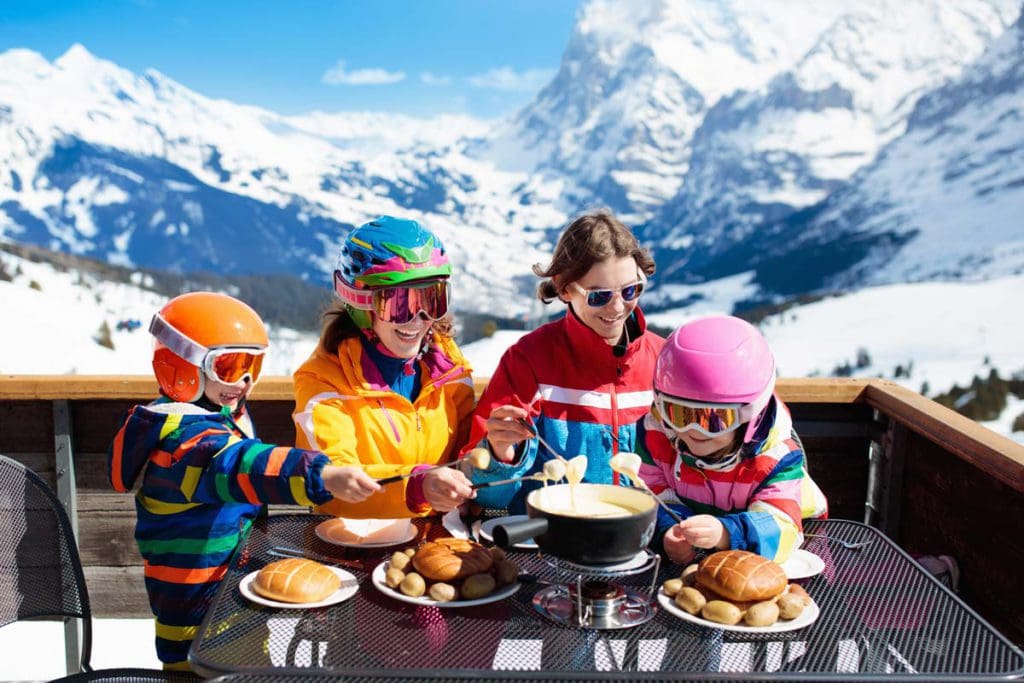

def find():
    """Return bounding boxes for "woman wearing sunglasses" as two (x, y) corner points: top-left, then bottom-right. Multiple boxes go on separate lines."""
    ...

(292, 216), (477, 518)
(464, 210), (664, 513)
(635, 315), (828, 565)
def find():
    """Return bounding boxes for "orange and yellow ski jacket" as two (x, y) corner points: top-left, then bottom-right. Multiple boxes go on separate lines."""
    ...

(292, 333), (474, 518)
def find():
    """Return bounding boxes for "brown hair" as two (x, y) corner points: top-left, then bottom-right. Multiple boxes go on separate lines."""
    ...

(318, 300), (455, 354)
(533, 209), (655, 303)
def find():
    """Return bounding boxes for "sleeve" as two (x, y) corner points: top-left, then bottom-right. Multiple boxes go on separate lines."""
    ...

(635, 418), (690, 537)
(719, 442), (812, 562)
(169, 421), (335, 507)
(294, 371), (419, 484)
(463, 343), (542, 509)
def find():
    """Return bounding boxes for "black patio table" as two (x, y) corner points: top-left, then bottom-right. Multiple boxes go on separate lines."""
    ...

(189, 515), (1024, 681)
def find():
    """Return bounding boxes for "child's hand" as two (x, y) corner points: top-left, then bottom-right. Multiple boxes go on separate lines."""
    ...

(662, 525), (696, 564)
(322, 466), (381, 503)
(679, 514), (730, 550)
(483, 404), (533, 462)
(422, 467), (475, 512)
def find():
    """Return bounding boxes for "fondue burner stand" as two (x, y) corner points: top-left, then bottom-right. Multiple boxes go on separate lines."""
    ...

(531, 550), (661, 630)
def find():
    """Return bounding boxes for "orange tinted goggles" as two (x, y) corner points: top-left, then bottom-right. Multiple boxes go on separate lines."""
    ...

(202, 348), (265, 384)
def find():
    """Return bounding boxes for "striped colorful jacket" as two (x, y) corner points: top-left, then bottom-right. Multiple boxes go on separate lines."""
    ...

(465, 307), (664, 512)
(107, 399), (333, 668)
(636, 396), (828, 563)
(292, 332), (475, 518)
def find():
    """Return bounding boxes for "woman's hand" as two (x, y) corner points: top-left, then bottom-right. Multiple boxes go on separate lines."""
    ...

(662, 525), (697, 564)
(322, 465), (381, 503)
(678, 514), (730, 550)
(484, 404), (534, 463)
(422, 467), (475, 512)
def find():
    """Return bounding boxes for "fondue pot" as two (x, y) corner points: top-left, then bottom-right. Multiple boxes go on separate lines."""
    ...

(492, 483), (657, 565)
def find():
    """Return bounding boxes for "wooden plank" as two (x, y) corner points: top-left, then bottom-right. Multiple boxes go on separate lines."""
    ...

(897, 430), (1024, 645)
(0, 375), (875, 403)
(84, 566), (151, 618)
(0, 400), (53, 452)
(865, 381), (1024, 492)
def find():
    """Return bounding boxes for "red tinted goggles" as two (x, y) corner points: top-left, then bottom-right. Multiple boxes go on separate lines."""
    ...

(202, 347), (265, 384)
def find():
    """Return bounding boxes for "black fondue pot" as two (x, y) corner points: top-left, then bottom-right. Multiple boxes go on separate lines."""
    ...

(492, 483), (657, 565)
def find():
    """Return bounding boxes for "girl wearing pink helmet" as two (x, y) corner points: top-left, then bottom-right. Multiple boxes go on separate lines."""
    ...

(636, 315), (827, 564)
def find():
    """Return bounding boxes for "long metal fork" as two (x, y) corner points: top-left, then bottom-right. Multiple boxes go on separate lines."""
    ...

(802, 533), (873, 551)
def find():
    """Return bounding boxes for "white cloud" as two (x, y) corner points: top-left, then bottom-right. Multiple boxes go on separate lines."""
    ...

(420, 72), (452, 86)
(466, 66), (555, 92)
(322, 60), (405, 86)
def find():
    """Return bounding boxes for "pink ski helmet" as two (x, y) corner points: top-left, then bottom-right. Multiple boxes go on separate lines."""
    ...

(654, 315), (776, 441)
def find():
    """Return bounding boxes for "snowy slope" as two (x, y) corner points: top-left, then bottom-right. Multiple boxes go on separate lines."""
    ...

(789, 8), (1024, 289)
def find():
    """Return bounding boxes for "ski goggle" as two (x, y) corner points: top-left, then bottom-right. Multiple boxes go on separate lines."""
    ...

(202, 347), (265, 384)
(150, 313), (265, 385)
(336, 276), (450, 325)
(655, 393), (751, 438)
(571, 272), (647, 308)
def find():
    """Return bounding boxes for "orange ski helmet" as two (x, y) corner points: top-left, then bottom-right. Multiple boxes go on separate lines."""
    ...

(150, 292), (269, 402)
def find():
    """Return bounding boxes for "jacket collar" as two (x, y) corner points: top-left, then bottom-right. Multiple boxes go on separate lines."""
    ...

(562, 305), (650, 368)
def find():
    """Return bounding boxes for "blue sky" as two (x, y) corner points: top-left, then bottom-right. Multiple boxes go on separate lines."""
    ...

(0, 0), (581, 118)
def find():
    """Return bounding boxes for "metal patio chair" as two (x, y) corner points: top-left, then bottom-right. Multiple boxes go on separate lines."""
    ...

(0, 453), (197, 682)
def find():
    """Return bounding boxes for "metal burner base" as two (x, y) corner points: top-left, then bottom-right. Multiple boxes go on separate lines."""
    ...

(532, 583), (656, 630)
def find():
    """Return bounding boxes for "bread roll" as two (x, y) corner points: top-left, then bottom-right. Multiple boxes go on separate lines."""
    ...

(253, 558), (340, 603)
(412, 537), (493, 581)
(696, 550), (787, 602)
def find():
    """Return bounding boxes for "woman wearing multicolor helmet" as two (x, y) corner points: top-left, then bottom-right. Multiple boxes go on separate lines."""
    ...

(108, 291), (380, 668)
(293, 216), (476, 517)
(633, 315), (828, 565)
(462, 210), (665, 513)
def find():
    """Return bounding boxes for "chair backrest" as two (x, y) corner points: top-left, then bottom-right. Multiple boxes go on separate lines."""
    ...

(0, 453), (93, 671)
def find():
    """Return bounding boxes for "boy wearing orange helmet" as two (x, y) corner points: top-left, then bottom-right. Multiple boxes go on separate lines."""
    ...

(108, 291), (380, 669)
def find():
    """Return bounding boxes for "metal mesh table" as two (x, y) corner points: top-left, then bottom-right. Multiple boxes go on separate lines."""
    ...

(189, 516), (1024, 681)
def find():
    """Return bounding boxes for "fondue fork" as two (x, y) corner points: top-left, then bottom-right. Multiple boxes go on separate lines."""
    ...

(516, 417), (569, 463)
(471, 472), (547, 489)
(375, 458), (464, 486)
(268, 546), (366, 571)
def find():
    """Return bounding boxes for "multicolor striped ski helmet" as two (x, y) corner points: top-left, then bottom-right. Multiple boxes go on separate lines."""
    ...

(334, 216), (451, 328)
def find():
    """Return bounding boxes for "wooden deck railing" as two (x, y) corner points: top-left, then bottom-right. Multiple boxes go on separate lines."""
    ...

(0, 375), (1021, 646)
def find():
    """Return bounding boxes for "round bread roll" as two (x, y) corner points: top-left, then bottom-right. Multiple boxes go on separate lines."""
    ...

(253, 558), (340, 603)
(696, 550), (787, 603)
(412, 537), (494, 582)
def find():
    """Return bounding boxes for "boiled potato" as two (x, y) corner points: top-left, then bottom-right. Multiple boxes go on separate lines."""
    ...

(786, 584), (811, 605)
(489, 547), (507, 562)
(674, 586), (706, 615)
(461, 573), (497, 600)
(399, 572), (426, 598)
(662, 578), (683, 597)
(429, 582), (457, 602)
(745, 601), (780, 627)
(466, 448), (491, 470)
(777, 593), (806, 620)
(403, 547), (416, 558)
(493, 559), (519, 586)
(389, 551), (411, 571)
(680, 563), (699, 586)
(384, 567), (406, 589)
(702, 600), (743, 625)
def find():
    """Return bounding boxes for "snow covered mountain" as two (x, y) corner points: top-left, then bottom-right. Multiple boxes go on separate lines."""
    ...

(0, 0), (1021, 321)
(639, 0), (1019, 288)
(0, 45), (559, 315)
(762, 6), (1024, 294)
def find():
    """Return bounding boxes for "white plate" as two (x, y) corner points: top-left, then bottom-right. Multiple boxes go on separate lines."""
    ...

(657, 589), (820, 633)
(314, 518), (419, 549)
(478, 515), (538, 549)
(371, 561), (520, 608)
(239, 566), (358, 609)
(781, 548), (825, 580)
